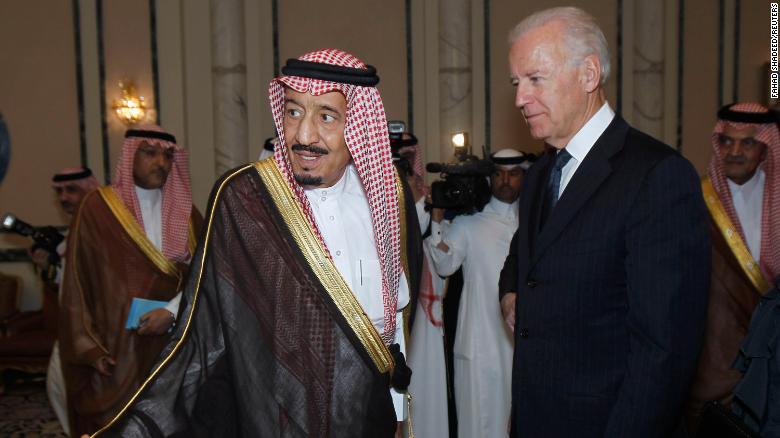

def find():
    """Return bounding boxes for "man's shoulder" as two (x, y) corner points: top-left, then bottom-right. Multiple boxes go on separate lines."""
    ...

(210, 162), (264, 199)
(622, 126), (678, 164)
(75, 187), (110, 219)
(614, 123), (697, 179)
(206, 160), (282, 215)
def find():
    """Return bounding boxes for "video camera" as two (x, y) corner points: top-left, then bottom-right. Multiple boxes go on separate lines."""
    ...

(1, 213), (65, 267)
(426, 155), (493, 216)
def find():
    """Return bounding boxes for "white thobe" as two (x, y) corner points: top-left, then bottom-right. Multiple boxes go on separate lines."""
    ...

(135, 186), (182, 316)
(48, 232), (69, 433)
(427, 196), (517, 438)
(304, 164), (410, 420)
(406, 198), (449, 438)
(727, 168), (765, 262)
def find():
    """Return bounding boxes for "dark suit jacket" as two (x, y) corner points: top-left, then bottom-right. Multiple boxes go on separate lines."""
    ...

(504, 116), (711, 437)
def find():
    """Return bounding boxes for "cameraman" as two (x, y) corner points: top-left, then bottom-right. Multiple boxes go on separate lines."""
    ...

(426, 148), (530, 438)
(29, 168), (98, 282)
(38, 167), (99, 434)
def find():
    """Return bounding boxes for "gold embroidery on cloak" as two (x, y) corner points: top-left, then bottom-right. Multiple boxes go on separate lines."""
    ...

(702, 177), (771, 294)
(255, 158), (395, 373)
(98, 187), (195, 279)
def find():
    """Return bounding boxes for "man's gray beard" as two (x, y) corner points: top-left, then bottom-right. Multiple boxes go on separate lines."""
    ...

(294, 173), (323, 186)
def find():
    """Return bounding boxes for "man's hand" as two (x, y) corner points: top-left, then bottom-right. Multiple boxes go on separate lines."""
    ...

(395, 421), (403, 438)
(137, 308), (175, 336)
(92, 355), (116, 376)
(500, 292), (517, 333)
(29, 248), (51, 270)
(407, 174), (424, 202)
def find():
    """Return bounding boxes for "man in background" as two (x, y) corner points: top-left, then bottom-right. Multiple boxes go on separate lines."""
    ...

(59, 126), (202, 436)
(30, 167), (99, 282)
(427, 148), (529, 438)
(26, 167), (99, 434)
(685, 102), (779, 432)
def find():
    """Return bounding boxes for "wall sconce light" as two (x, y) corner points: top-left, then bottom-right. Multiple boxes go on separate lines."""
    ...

(112, 80), (147, 126)
(451, 131), (469, 157)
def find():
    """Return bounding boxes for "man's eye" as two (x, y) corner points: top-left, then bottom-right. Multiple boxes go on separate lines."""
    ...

(742, 138), (756, 146)
(510, 78), (519, 87)
(286, 108), (301, 118)
(322, 114), (336, 123)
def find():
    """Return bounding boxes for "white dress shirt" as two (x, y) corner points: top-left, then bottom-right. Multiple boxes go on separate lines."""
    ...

(558, 102), (616, 197)
(727, 168), (765, 261)
(304, 164), (410, 420)
(135, 186), (181, 316)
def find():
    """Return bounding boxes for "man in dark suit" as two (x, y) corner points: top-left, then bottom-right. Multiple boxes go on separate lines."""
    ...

(498, 7), (711, 437)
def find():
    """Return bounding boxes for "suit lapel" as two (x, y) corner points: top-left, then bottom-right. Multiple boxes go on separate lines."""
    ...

(531, 117), (629, 266)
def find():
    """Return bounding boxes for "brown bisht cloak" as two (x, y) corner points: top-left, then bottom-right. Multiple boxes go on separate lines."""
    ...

(59, 187), (202, 437)
(93, 159), (422, 438)
(684, 178), (772, 433)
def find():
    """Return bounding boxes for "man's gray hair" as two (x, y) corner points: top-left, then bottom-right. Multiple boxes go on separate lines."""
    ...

(508, 7), (611, 86)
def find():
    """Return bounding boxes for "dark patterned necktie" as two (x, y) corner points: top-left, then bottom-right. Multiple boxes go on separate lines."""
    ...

(540, 149), (573, 228)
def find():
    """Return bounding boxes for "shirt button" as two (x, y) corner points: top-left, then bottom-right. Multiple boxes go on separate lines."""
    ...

(519, 328), (529, 338)
(321, 197), (326, 202)
(329, 215), (335, 221)
(335, 250), (342, 256)
(526, 280), (538, 289)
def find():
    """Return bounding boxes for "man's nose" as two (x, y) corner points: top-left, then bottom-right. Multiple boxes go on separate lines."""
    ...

(297, 114), (318, 145)
(515, 85), (532, 108)
(727, 142), (743, 157)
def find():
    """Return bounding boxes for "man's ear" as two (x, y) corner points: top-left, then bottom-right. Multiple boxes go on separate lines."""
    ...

(580, 54), (601, 93)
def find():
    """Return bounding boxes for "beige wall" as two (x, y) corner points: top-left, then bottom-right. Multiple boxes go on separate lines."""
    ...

(0, 0), (81, 310)
(278, 0), (408, 123)
(102, 0), (155, 177)
(0, 0), (772, 310)
(0, 0), (81, 226)
(682, 0), (721, 173)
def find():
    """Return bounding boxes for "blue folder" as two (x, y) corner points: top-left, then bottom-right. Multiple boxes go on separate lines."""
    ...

(125, 298), (168, 330)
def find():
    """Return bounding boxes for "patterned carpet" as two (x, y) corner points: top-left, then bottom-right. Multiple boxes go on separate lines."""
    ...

(0, 374), (66, 437)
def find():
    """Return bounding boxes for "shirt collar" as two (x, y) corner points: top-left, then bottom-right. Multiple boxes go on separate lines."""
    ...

(485, 196), (520, 219)
(727, 167), (765, 196)
(304, 164), (353, 198)
(134, 185), (161, 203)
(563, 102), (615, 162)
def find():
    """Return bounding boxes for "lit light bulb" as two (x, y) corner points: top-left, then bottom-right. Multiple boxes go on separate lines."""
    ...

(451, 132), (467, 148)
(112, 80), (147, 125)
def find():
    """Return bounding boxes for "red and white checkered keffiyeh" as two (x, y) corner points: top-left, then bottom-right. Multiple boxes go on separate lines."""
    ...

(113, 124), (193, 262)
(708, 102), (780, 280)
(269, 49), (401, 344)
